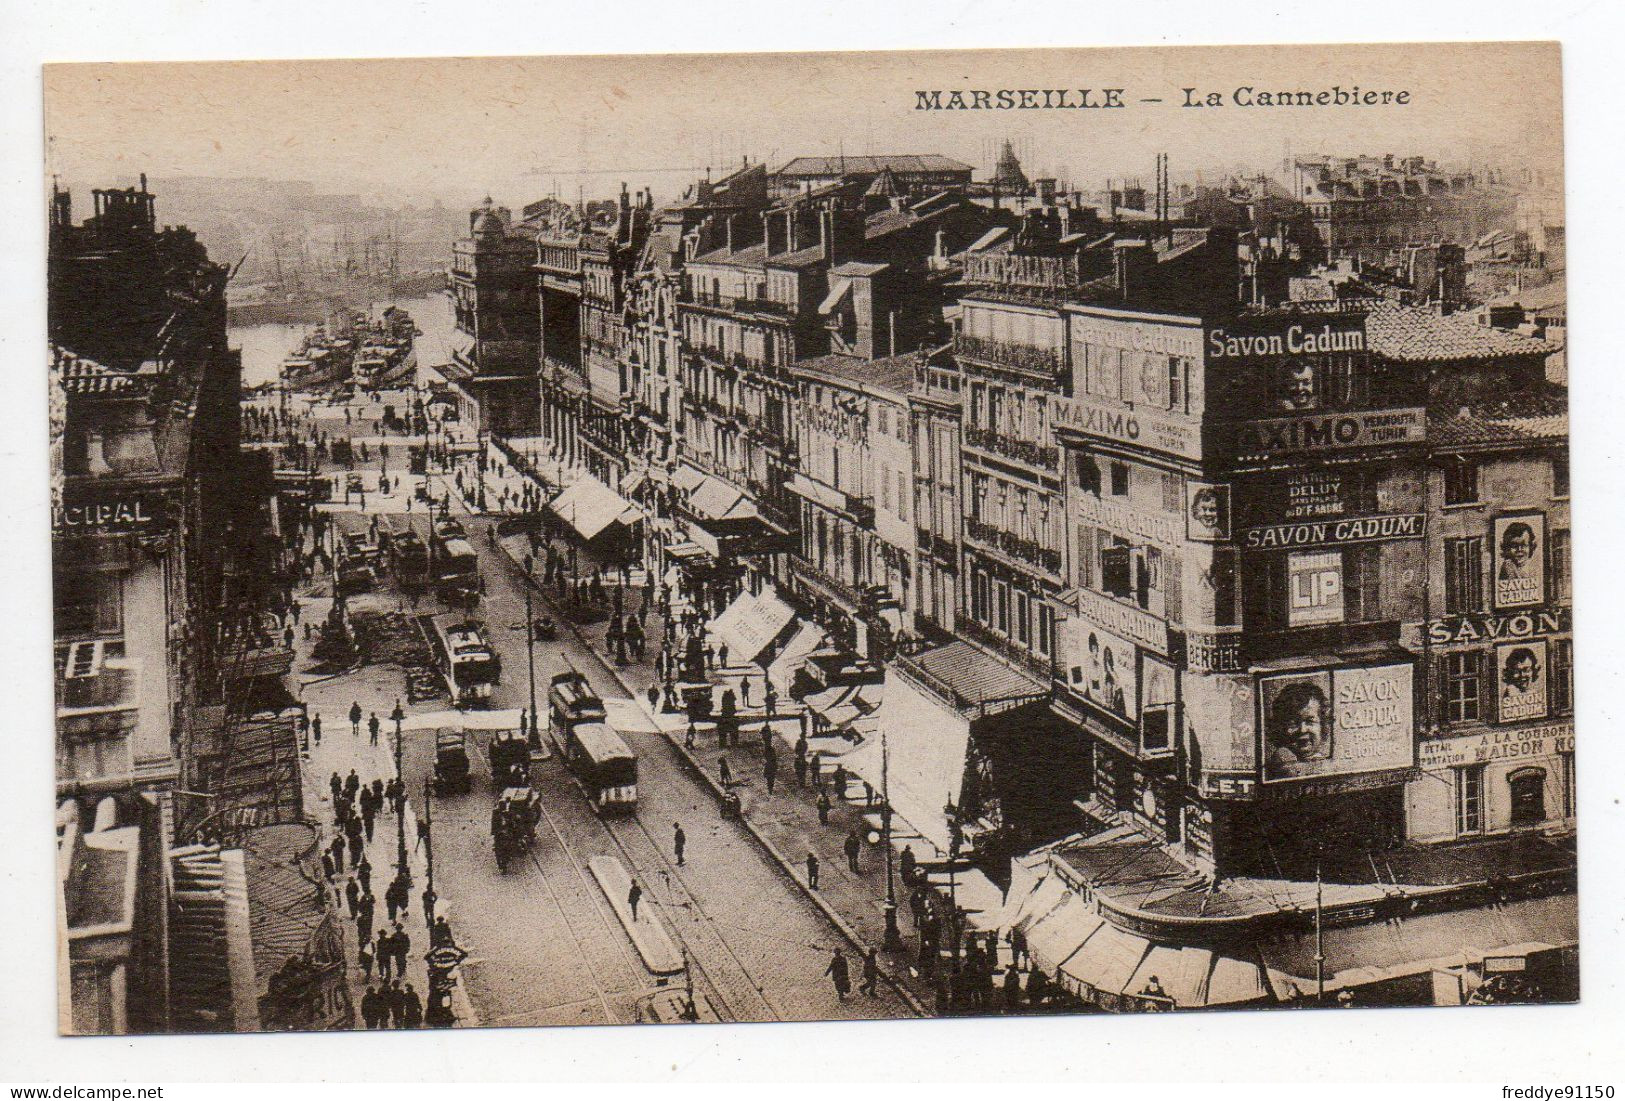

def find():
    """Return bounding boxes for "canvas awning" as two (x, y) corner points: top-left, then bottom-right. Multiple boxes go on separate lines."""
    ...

(767, 622), (826, 695)
(841, 665), (971, 852)
(713, 588), (797, 666)
(803, 682), (884, 732)
(688, 475), (756, 522)
(818, 277), (853, 315)
(549, 477), (641, 541)
(672, 464), (707, 494)
(1026, 893), (1104, 976)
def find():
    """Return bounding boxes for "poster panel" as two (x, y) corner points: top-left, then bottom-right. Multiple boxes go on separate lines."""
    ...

(1185, 481), (1231, 542)
(1493, 512), (1546, 610)
(1260, 663), (1414, 781)
(1287, 550), (1344, 626)
(1062, 618), (1139, 723)
(1497, 639), (1550, 723)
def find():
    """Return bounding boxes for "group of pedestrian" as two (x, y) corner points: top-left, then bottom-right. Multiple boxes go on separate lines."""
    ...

(359, 979), (423, 1029)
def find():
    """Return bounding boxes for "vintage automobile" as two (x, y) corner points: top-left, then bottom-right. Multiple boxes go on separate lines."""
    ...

(432, 730), (471, 795)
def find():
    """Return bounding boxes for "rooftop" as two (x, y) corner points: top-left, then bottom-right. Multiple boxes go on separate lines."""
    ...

(794, 350), (924, 397)
(1365, 301), (1553, 363)
(776, 154), (974, 178)
(1429, 384), (1568, 447)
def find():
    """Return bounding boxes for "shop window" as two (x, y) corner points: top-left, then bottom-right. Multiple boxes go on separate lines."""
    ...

(1443, 459), (1480, 506)
(1110, 461), (1130, 498)
(1550, 529), (1571, 604)
(1444, 650), (1483, 724)
(1455, 765), (1485, 836)
(1444, 537), (1485, 615)
(1550, 638), (1573, 715)
(1508, 768), (1548, 828)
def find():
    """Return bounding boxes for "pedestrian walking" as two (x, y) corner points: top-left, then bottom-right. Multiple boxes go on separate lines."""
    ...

(348, 831), (364, 868)
(345, 877), (360, 918)
(361, 986), (383, 1029)
(718, 756), (733, 788)
(833, 763), (848, 801)
(312, 714), (322, 744)
(392, 924), (411, 976)
(358, 890), (375, 940)
(357, 855), (372, 892)
(368, 712), (380, 746)
(328, 834), (346, 871)
(810, 752), (823, 793)
(900, 844), (917, 887)
(358, 944), (374, 981)
(628, 880), (643, 923)
(421, 886), (437, 927)
(375, 929), (393, 981)
(361, 799), (376, 842)
(385, 873), (409, 924)
(402, 984), (423, 1028)
(861, 948), (881, 997)
(673, 822), (686, 866)
(805, 851), (820, 889)
(740, 677), (751, 707)
(794, 752), (807, 788)
(646, 683), (660, 712)
(350, 702), (362, 738)
(764, 684), (777, 717)
(763, 748), (778, 795)
(824, 948), (851, 1001)
(321, 850), (336, 882)
(844, 829), (862, 874)
(718, 642), (730, 668)
(330, 771), (344, 803)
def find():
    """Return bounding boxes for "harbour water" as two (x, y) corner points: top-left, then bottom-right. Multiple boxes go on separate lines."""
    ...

(231, 290), (457, 389)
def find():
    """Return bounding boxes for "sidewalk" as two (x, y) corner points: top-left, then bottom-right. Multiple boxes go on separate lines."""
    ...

(293, 590), (481, 1028)
(476, 509), (938, 1013)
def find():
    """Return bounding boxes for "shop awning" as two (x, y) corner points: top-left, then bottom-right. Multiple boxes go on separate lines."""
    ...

(899, 640), (1048, 717)
(803, 682), (884, 733)
(818, 278), (853, 316)
(1256, 891), (1577, 992)
(842, 665), (972, 853)
(673, 464), (707, 494)
(1026, 894), (1104, 976)
(549, 477), (641, 541)
(714, 588), (798, 666)
(689, 475), (757, 522)
(767, 622), (826, 695)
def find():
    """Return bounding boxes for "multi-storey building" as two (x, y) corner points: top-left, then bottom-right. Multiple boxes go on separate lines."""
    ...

(573, 187), (651, 490)
(908, 346), (965, 638)
(534, 217), (586, 469)
(50, 179), (291, 1032)
(1290, 154), (1516, 267)
(447, 198), (541, 436)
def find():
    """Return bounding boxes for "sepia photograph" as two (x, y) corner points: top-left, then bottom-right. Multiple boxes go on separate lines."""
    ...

(37, 36), (1580, 1047)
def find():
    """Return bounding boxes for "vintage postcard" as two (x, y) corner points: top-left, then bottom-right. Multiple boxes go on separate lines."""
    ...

(45, 41), (1570, 1035)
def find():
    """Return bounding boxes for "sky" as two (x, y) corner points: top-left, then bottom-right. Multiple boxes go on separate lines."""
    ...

(43, 42), (1564, 211)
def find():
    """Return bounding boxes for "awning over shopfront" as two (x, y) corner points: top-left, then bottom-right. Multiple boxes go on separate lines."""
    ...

(688, 475), (756, 522)
(1256, 891), (1577, 994)
(899, 640), (1048, 717)
(839, 665), (972, 853)
(711, 587), (799, 667)
(688, 513), (796, 560)
(549, 476), (642, 541)
(767, 622), (826, 695)
(803, 682), (884, 732)
(672, 464), (707, 494)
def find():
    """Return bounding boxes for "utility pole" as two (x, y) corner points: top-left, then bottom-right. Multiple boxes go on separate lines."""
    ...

(422, 776), (436, 925)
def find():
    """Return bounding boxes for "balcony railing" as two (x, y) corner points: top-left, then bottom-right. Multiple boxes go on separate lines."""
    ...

(949, 617), (1054, 685)
(963, 426), (1059, 471)
(964, 516), (1063, 574)
(954, 334), (1064, 376)
(792, 556), (868, 612)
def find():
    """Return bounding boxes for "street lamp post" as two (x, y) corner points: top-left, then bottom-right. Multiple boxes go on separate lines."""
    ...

(392, 698), (412, 887)
(881, 728), (902, 949)
(525, 585), (539, 748)
(422, 776), (437, 925)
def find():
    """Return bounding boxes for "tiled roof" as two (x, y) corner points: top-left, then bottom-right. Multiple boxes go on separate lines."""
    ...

(776, 154), (973, 177)
(794, 351), (922, 396)
(1429, 387), (1568, 447)
(1365, 301), (1552, 362)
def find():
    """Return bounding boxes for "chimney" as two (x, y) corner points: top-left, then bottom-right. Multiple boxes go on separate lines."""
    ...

(1114, 240), (1156, 302)
(763, 210), (789, 256)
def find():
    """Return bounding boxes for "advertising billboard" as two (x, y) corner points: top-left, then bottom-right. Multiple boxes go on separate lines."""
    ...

(1185, 481), (1231, 542)
(1260, 663), (1415, 782)
(1062, 618), (1139, 723)
(1287, 550), (1344, 626)
(1496, 639), (1550, 723)
(1493, 512), (1547, 611)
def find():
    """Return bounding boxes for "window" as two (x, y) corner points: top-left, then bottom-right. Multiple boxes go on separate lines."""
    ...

(1075, 525), (1096, 589)
(1560, 752), (1576, 818)
(1343, 545), (1383, 623)
(1101, 541), (1133, 600)
(1444, 650), (1483, 723)
(55, 570), (121, 639)
(1161, 472), (1182, 514)
(1167, 356), (1185, 412)
(972, 569), (991, 622)
(1508, 768), (1547, 828)
(1014, 590), (1031, 646)
(1455, 765), (1485, 836)
(1550, 528), (1571, 603)
(1074, 453), (1101, 495)
(1553, 457), (1569, 498)
(1110, 461), (1130, 498)
(1550, 638), (1573, 714)
(1036, 602), (1055, 659)
(1444, 537), (1485, 615)
(1211, 549), (1238, 628)
(994, 580), (1010, 634)
(1443, 460), (1480, 506)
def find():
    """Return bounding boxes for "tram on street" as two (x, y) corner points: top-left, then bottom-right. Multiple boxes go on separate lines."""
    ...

(331, 511), (378, 594)
(427, 613), (501, 707)
(560, 721), (638, 813)
(378, 514), (430, 592)
(430, 531), (480, 605)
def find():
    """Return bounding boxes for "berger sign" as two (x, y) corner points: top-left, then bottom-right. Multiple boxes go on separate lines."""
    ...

(1241, 513), (1425, 550)
(1052, 395), (1203, 462)
(1230, 407), (1426, 457)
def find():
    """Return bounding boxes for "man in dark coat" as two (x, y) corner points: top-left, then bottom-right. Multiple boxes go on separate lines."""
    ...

(401, 983), (423, 1028)
(357, 891), (375, 944)
(360, 985), (383, 1028)
(375, 929), (393, 981)
(345, 877), (360, 918)
(392, 923), (412, 977)
(824, 948), (851, 1000)
(844, 829), (862, 874)
(805, 851), (820, 889)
